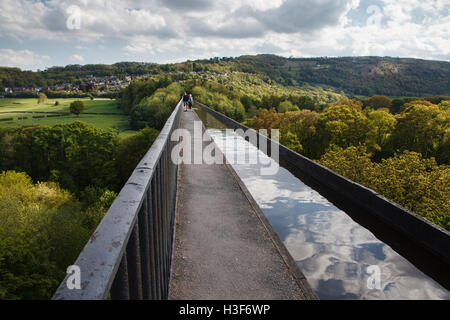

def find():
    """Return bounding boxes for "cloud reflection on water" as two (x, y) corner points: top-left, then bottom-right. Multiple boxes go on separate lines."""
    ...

(209, 129), (450, 300)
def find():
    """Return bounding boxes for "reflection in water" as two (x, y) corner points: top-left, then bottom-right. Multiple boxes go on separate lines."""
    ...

(205, 125), (449, 300)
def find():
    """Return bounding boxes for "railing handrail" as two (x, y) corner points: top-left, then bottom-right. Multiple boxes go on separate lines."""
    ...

(52, 100), (182, 300)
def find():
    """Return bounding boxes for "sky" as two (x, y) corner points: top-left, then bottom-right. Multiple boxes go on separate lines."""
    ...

(0, 0), (449, 70)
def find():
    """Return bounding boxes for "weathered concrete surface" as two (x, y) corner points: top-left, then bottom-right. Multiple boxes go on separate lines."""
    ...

(169, 111), (316, 300)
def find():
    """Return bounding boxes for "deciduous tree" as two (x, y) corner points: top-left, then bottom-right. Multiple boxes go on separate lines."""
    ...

(69, 100), (85, 116)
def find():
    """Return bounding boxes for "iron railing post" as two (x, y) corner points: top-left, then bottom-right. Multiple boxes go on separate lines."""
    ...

(138, 199), (152, 299)
(127, 222), (143, 300)
(110, 252), (130, 300)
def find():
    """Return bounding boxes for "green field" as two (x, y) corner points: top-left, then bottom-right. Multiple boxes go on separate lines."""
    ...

(0, 97), (124, 113)
(0, 98), (136, 136)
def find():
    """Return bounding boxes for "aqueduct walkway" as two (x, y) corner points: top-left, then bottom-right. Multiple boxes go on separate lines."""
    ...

(169, 111), (316, 300)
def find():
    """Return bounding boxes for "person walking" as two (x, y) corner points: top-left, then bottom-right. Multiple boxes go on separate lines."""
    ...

(188, 94), (193, 111)
(182, 92), (189, 112)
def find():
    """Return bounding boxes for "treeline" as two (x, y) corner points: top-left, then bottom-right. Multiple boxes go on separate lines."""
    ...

(4, 90), (119, 100)
(0, 122), (160, 299)
(3, 54), (450, 98)
(0, 67), (46, 89)
(0, 63), (162, 89)
(247, 99), (449, 230)
(0, 122), (160, 196)
(249, 93), (449, 115)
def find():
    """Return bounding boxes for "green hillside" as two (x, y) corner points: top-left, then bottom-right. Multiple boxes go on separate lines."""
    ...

(1, 55), (449, 98)
(190, 55), (450, 97)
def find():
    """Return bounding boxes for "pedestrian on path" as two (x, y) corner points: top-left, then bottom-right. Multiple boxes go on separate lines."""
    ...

(182, 92), (189, 112)
(188, 94), (193, 111)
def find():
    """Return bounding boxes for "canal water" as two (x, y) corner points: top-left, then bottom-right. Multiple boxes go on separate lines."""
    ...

(195, 108), (450, 300)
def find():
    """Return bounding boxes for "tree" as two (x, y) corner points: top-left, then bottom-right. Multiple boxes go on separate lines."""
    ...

(391, 103), (448, 159)
(0, 171), (93, 299)
(247, 108), (282, 131)
(232, 100), (246, 122)
(331, 98), (363, 111)
(70, 100), (85, 116)
(318, 104), (371, 152)
(367, 109), (397, 152)
(280, 130), (303, 153)
(261, 94), (282, 110)
(281, 110), (321, 158)
(374, 152), (449, 229)
(292, 95), (318, 111)
(12, 122), (120, 194)
(278, 100), (295, 113)
(403, 99), (433, 110)
(37, 92), (47, 104)
(130, 83), (180, 130)
(319, 146), (375, 187)
(391, 98), (404, 114)
(240, 95), (254, 112)
(363, 95), (392, 110)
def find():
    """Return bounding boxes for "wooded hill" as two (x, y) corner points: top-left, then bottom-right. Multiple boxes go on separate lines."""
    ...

(196, 55), (450, 97)
(1, 55), (449, 97)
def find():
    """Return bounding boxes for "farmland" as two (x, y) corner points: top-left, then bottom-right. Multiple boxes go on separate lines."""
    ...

(0, 98), (135, 136)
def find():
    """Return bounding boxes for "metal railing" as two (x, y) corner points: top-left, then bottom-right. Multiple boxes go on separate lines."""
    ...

(52, 101), (182, 300)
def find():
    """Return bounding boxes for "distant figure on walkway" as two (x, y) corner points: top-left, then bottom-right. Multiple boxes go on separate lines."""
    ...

(188, 94), (193, 111)
(182, 92), (189, 112)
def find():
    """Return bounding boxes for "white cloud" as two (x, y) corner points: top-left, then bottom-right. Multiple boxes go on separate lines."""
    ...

(0, 0), (449, 68)
(0, 49), (50, 70)
(69, 54), (84, 63)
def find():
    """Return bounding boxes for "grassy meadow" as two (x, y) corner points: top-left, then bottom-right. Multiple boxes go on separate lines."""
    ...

(0, 98), (136, 136)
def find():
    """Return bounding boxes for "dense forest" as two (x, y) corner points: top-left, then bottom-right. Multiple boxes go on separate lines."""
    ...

(221, 55), (450, 97)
